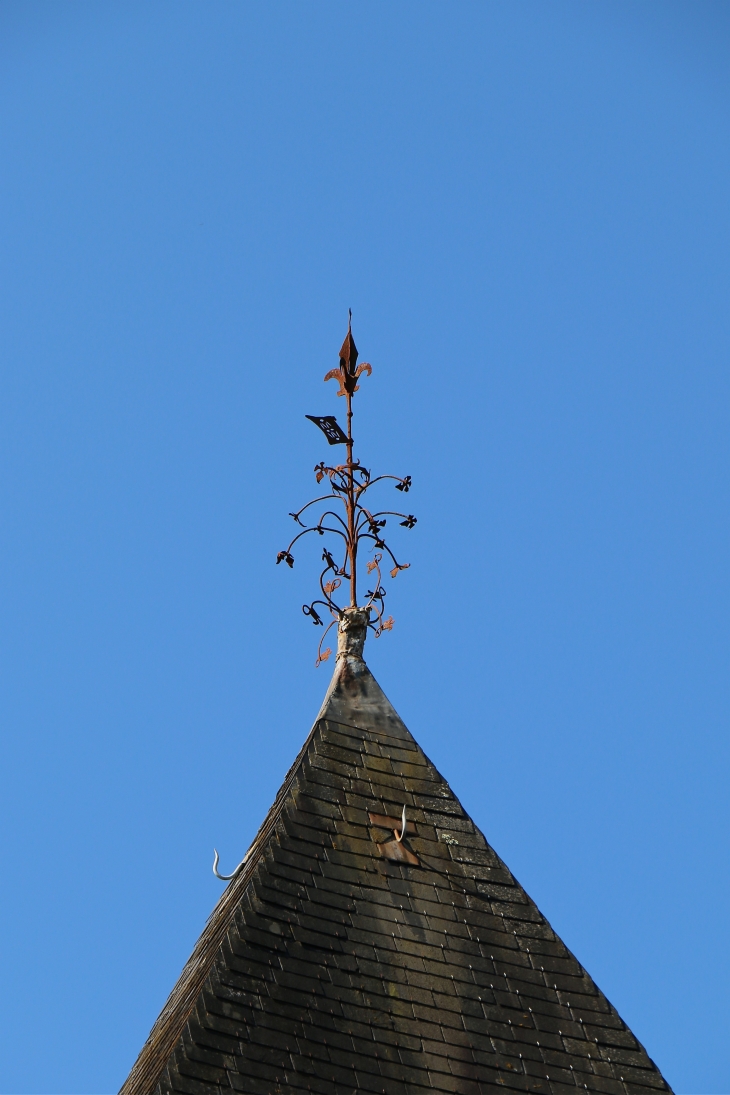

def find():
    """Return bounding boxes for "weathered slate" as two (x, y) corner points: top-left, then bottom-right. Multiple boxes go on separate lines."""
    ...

(120, 649), (672, 1095)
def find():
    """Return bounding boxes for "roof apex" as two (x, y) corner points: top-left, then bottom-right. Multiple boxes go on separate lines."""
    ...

(121, 656), (672, 1095)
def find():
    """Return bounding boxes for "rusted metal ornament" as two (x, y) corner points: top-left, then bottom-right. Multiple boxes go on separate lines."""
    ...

(277, 314), (416, 663)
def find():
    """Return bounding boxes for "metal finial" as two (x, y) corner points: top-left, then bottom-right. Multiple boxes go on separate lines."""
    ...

(276, 319), (417, 665)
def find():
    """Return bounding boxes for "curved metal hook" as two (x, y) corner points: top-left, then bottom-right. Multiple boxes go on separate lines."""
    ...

(212, 848), (249, 881)
(394, 803), (407, 843)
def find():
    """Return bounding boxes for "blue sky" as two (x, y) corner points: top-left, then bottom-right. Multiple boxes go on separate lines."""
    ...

(1, 3), (729, 1092)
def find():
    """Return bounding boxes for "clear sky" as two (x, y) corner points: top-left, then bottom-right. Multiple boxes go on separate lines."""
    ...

(1, 3), (729, 1092)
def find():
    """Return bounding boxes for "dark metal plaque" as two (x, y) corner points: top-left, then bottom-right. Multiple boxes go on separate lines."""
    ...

(305, 414), (349, 445)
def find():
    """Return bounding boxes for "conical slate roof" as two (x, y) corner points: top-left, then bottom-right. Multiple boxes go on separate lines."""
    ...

(121, 619), (671, 1095)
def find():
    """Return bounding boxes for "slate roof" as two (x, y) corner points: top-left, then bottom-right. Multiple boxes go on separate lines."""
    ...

(121, 636), (672, 1095)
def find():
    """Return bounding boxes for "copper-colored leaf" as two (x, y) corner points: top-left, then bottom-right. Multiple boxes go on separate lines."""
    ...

(381, 616), (394, 632)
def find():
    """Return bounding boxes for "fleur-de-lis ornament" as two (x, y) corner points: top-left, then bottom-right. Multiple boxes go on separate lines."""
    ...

(323, 311), (373, 398)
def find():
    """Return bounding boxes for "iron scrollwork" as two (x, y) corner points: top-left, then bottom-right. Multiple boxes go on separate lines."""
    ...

(277, 314), (416, 665)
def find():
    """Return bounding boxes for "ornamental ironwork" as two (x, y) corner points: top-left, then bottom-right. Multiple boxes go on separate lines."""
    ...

(277, 313), (416, 665)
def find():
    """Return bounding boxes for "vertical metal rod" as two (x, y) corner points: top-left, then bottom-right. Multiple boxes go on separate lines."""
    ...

(346, 388), (356, 606)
